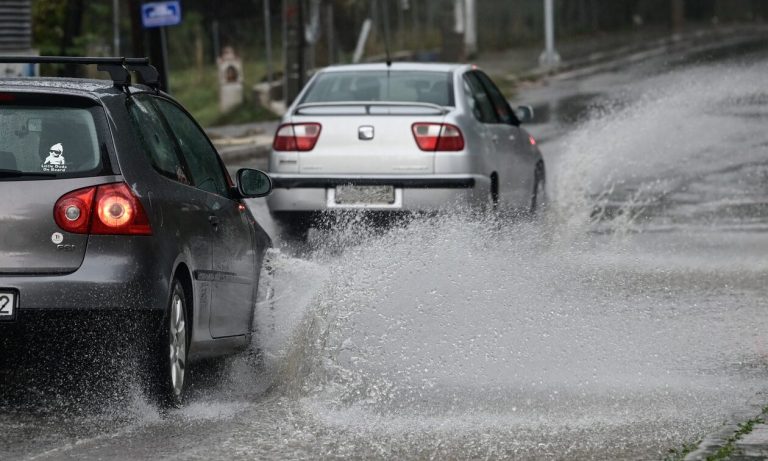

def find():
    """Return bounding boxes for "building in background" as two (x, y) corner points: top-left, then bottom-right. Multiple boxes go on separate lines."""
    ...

(0, 0), (37, 77)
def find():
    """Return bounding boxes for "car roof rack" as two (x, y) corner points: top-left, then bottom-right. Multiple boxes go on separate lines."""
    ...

(0, 56), (161, 91)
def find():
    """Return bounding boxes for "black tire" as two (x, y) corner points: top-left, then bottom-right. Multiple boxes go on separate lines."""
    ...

(530, 162), (546, 214)
(144, 279), (189, 407)
(273, 212), (311, 242)
(490, 173), (500, 210)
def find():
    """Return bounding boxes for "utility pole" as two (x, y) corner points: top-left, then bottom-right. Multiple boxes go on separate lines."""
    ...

(464, 0), (476, 58)
(284, 0), (305, 105)
(539, 0), (560, 69)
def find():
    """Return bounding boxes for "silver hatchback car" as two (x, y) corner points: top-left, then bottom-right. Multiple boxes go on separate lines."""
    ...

(267, 62), (545, 237)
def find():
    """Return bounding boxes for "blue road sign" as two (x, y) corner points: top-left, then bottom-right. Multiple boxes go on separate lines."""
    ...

(141, 1), (182, 28)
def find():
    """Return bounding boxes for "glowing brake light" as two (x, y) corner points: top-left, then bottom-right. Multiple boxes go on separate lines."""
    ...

(273, 123), (322, 151)
(54, 183), (152, 235)
(529, 135), (537, 146)
(411, 123), (465, 151)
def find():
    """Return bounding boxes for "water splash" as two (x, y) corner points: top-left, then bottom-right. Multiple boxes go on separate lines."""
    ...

(250, 59), (768, 459)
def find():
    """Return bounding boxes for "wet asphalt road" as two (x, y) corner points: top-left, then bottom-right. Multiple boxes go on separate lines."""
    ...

(4, 34), (768, 460)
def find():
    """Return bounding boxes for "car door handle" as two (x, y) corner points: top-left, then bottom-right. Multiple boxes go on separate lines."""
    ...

(208, 215), (220, 228)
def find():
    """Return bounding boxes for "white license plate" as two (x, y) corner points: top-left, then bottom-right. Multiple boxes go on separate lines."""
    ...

(335, 185), (395, 205)
(0, 291), (16, 320)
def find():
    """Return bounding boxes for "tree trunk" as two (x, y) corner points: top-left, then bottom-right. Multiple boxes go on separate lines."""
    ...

(129, 0), (145, 57)
(59, 0), (84, 76)
(671, 0), (685, 33)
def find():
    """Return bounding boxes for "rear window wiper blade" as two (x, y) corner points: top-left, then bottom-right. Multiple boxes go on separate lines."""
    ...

(0, 169), (57, 178)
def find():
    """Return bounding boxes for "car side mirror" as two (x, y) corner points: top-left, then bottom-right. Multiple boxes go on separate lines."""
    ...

(515, 105), (534, 124)
(236, 168), (272, 198)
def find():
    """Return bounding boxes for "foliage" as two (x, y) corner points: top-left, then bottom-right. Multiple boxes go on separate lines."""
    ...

(31, 1), (66, 55)
(705, 417), (764, 461)
(663, 440), (701, 461)
(169, 63), (279, 127)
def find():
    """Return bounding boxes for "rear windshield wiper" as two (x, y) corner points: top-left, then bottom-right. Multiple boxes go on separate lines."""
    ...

(0, 169), (57, 178)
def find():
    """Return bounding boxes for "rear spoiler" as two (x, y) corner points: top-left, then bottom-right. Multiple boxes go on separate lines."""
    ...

(294, 101), (449, 116)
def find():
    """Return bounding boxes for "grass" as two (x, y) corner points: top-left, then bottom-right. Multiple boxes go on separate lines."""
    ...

(664, 440), (701, 461)
(704, 416), (764, 461)
(168, 61), (280, 128)
(664, 408), (768, 461)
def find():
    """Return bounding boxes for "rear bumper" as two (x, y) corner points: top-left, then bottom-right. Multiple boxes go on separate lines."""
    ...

(0, 235), (168, 317)
(267, 174), (490, 212)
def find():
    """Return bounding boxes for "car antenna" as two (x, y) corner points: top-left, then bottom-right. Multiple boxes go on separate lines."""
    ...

(380, 1), (392, 68)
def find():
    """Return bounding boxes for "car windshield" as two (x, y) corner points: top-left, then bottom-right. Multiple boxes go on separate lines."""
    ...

(0, 105), (101, 177)
(300, 70), (454, 106)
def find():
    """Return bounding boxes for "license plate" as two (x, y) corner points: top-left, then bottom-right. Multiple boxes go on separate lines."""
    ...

(335, 185), (395, 205)
(0, 291), (16, 320)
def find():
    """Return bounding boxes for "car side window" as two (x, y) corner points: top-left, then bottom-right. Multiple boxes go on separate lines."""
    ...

(154, 99), (230, 197)
(127, 95), (191, 185)
(463, 73), (497, 124)
(475, 71), (520, 126)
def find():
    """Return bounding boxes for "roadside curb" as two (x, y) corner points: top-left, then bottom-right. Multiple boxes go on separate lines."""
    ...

(511, 25), (768, 84)
(208, 121), (277, 163)
(217, 142), (271, 164)
(684, 393), (768, 460)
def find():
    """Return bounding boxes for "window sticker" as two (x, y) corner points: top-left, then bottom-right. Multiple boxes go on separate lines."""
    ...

(41, 142), (67, 172)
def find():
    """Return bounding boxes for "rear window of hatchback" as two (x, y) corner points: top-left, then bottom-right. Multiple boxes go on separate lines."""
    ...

(0, 93), (108, 179)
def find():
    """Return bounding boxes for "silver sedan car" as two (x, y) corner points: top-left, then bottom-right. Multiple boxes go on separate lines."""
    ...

(267, 62), (545, 237)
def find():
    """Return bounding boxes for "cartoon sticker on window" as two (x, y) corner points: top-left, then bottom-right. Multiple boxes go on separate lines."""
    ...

(42, 143), (67, 172)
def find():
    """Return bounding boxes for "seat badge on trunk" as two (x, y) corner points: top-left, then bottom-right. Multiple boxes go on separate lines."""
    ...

(358, 125), (374, 140)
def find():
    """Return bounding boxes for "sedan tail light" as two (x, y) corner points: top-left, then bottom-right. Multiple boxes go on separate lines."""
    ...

(411, 123), (465, 151)
(273, 123), (322, 151)
(54, 182), (152, 235)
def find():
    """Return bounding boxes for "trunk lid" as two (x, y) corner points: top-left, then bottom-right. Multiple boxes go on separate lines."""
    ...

(0, 179), (112, 274)
(293, 104), (446, 175)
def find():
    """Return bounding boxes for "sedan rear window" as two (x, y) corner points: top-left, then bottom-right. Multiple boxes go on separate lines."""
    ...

(0, 105), (101, 177)
(300, 70), (454, 106)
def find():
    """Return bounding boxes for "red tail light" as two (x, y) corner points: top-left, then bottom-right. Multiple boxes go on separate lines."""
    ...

(529, 135), (537, 146)
(273, 123), (322, 151)
(54, 187), (96, 234)
(411, 123), (465, 151)
(54, 182), (152, 235)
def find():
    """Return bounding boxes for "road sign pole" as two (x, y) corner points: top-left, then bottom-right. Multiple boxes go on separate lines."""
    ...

(539, 0), (560, 69)
(160, 26), (170, 92)
(140, 1), (180, 90)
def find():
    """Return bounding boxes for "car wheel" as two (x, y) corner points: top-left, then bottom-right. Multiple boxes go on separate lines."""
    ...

(273, 213), (310, 242)
(490, 173), (500, 210)
(479, 173), (499, 215)
(145, 279), (189, 407)
(530, 162), (546, 214)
